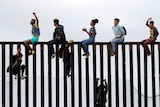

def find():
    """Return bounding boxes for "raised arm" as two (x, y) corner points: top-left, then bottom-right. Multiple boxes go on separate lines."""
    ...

(82, 28), (91, 36)
(33, 12), (39, 24)
(146, 18), (152, 27)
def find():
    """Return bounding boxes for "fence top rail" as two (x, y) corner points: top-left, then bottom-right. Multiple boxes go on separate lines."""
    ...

(0, 41), (160, 45)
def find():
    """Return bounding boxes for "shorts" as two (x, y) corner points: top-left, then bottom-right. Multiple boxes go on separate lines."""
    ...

(29, 36), (39, 44)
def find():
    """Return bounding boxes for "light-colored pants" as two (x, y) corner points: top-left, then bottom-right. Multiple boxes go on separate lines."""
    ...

(110, 36), (124, 53)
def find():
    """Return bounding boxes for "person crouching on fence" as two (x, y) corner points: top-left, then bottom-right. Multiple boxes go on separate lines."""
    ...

(23, 12), (40, 55)
(7, 48), (26, 79)
(110, 18), (125, 56)
(81, 19), (98, 57)
(142, 18), (159, 56)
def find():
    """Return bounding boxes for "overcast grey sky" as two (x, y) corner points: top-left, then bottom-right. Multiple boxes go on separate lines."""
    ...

(1, 0), (160, 42)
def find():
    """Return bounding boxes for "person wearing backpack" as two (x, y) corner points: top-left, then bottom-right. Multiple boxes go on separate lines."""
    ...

(110, 18), (125, 56)
(142, 18), (159, 56)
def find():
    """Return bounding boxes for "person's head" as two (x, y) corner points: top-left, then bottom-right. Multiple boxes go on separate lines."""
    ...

(53, 19), (59, 27)
(90, 19), (99, 26)
(30, 19), (36, 25)
(149, 21), (154, 28)
(114, 18), (120, 26)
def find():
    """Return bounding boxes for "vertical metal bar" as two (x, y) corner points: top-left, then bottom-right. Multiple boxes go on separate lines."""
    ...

(144, 45), (148, 107)
(25, 45), (29, 107)
(9, 43), (13, 107)
(17, 44), (21, 107)
(137, 44), (141, 107)
(71, 44), (75, 107)
(2, 44), (6, 107)
(158, 43), (160, 106)
(64, 48), (67, 107)
(40, 44), (44, 107)
(151, 44), (156, 107)
(122, 44), (127, 107)
(107, 44), (112, 107)
(78, 43), (82, 107)
(85, 57), (90, 107)
(100, 44), (104, 107)
(92, 44), (97, 107)
(56, 44), (59, 107)
(48, 44), (52, 107)
(115, 44), (119, 107)
(129, 43), (134, 107)
(33, 44), (37, 107)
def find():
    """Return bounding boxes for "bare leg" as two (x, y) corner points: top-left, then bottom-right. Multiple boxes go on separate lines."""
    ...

(23, 40), (32, 50)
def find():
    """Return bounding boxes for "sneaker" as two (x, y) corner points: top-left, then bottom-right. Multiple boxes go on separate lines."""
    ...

(83, 53), (90, 58)
(51, 53), (56, 59)
(15, 75), (18, 79)
(21, 75), (27, 79)
(28, 50), (35, 55)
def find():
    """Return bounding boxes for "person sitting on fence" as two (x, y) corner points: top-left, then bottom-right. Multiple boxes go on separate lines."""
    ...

(96, 78), (108, 107)
(60, 40), (73, 77)
(81, 19), (98, 57)
(23, 12), (40, 55)
(7, 48), (26, 79)
(142, 18), (159, 56)
(48, 19), (66, 59)
(110, 18), (125, 56)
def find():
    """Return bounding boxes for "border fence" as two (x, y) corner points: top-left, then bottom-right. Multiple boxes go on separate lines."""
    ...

(0, 42), (160, 107)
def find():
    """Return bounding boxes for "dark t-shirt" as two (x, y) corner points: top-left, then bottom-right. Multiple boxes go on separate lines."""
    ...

(53, 25), (66, 43)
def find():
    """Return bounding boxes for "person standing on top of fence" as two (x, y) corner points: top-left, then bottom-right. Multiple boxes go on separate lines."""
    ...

(23, 12), (40, 55)
(82, 19), (99, 57)
(110, 18), (125, 56)
(48, 19), (66, 59)
(142, 18), (159, 56)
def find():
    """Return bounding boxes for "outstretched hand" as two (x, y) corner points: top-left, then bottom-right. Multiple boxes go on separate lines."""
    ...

(147, 18), (152, 21)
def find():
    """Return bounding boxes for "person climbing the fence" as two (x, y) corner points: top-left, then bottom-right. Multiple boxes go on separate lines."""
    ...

(142, 18), (159, 56)
(96, 78), (108, 107)
(23, 12), (40, 55)
(48, 19), (66, 59)
(110, 18), (125, 56)
(7, 48), (26, 79)
(82, 19), (98, 57)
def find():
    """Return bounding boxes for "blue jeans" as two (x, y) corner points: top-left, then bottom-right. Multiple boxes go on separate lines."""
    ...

(110, 36), (124, 53)
(82, 36), (95, 53)
(48, 38), (59, 55)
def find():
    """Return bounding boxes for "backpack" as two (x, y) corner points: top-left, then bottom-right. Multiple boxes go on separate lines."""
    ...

(121, 26), (127, 35)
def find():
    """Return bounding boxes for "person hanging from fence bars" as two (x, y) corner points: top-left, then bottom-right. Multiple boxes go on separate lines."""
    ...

(48, 19), (66, 59)
(61, 40), (73, 77)
(81, 19), (99, 57)
(142, 18), (159, 56)
(110, 18), (126, 56)
(7, 48), (27, 79)
(23, 12), (40, 55)
(96, 78), (108, 107)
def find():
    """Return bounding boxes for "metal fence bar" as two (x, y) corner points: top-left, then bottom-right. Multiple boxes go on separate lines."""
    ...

(107, 44), (112, 107)
(78, 43), (82, 107)
(137, 44), (142, 107)
(56, 44), (59, 107)
(93, 44), (97, 107)
(151, 44), (156, 107)
(122, 44), (127, 107)
(129, 43), (134, 107)
(100, 44), (104, 106)
(33, 44), (37, 107)
(2, 44), (6, 107)
(115, 44), (119, 107)
(64, 47), (68, 107)
(71, 44), (75, 107)
(144, 45), (148, 107)
(25, 45), (29, 107)
(85, 57), (90, 107)
(9, 44), (13, 107)
(40, 44), (45, 107)
(17, 44), (21, 107)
